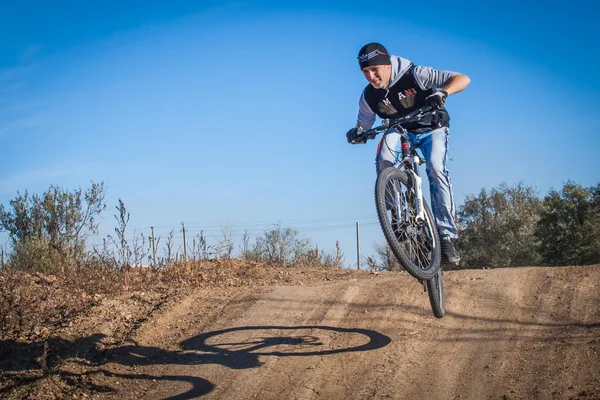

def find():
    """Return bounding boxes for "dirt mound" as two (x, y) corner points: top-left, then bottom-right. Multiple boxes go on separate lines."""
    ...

(2, 263), (599, 399)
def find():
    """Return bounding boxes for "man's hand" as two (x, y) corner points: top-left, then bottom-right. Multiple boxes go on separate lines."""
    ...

(346, 127), (366, 144)
(425, 90), (448, 109)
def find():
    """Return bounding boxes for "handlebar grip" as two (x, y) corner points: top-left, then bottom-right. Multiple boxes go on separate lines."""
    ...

(353, 131), (378, 144)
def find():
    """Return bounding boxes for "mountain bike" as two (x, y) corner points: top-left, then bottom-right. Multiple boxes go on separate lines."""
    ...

(352, 105), (445, 318)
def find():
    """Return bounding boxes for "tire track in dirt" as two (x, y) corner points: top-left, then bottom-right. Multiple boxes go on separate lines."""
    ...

(166, 282), (367, 400)
(84, 266), (599, 400)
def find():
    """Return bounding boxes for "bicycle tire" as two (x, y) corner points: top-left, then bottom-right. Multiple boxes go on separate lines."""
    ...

(374, 167), (441, 280)
(426, 268), (445, 318)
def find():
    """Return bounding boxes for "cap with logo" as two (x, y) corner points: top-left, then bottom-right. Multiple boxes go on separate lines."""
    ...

(357, 42), (391, 70)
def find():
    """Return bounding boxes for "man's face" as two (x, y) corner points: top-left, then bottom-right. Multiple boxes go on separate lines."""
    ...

(362, 64), (391, 89)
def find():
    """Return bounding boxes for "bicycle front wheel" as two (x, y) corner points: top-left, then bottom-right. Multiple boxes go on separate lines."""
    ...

(374, 167), (441, 280)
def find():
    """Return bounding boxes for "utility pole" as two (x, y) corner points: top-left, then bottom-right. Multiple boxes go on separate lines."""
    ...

(151, 227), (157, 267)
(356, 222), (361, 270)
(1, 248), (4, 268)
(182, 222), (188, 263)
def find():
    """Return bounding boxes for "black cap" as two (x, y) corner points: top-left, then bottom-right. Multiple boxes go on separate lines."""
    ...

(357, 42), (391, 69)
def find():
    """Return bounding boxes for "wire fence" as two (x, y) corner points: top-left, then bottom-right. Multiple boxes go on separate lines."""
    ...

(86, 215), (382, 268)
(0, 214), (385, 270)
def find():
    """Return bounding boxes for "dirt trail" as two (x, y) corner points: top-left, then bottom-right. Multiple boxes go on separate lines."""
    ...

(3, 265), (600, 399)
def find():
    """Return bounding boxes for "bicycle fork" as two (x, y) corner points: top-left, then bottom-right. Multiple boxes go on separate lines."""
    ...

(408, 169), (426, 223)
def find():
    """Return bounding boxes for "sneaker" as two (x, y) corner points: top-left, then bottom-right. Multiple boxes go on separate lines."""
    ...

(440, 236), (460, 266)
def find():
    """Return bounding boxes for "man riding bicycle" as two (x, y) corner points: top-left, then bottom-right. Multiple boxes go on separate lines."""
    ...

(346, 42), (470, 266)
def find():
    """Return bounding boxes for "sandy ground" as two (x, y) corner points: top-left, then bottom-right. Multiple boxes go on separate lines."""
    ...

(2, 264), (599, 400)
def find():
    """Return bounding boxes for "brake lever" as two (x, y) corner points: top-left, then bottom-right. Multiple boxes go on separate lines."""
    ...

(357, 130), (378, 144)
(352, 135), (368, 144)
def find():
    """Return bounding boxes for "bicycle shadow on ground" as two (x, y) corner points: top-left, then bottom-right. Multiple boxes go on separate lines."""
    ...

(1, 326), (391, 399)
(178, 325), (392, 369)
(99, 325), (391, 371)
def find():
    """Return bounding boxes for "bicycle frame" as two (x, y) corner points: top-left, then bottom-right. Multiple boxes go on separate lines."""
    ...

(361, 106), (433, 224)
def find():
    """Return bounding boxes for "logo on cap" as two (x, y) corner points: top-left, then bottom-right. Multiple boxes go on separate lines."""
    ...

(358, 50), (388, 63)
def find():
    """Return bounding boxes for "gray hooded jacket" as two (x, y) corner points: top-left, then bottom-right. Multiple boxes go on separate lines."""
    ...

(357, 55), (459, 130)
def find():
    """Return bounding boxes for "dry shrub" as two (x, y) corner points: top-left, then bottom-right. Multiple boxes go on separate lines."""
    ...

(0, 257), (349, 345)
(0, 269), (111, 343)
(0, 260), (246, 343)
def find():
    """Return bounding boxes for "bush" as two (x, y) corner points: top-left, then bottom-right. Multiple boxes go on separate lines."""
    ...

(536, 182), (600, 266)
(7, 237), (60, 274)
(242, 224), (343, 268)
(457, 182), (542, 268)
(0, 182), (106, 274)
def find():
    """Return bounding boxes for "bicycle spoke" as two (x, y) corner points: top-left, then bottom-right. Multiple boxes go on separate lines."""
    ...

(383, 175), (438, 270)
(375, 167), (440, 280)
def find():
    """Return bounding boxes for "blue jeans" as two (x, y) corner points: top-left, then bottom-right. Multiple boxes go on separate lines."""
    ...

(375, 126), (458, 238)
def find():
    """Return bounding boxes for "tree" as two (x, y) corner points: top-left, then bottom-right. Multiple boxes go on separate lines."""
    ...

(366, 242), (403, 271)
(0, 181), (106, 272)
(536, 181), (600, 266)
(250, 224), (311, 266)
(457, 182), (542, 268)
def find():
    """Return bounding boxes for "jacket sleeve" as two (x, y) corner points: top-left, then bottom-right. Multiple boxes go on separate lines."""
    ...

(356, 91), (376, 130)
(413, 65), (459, 90)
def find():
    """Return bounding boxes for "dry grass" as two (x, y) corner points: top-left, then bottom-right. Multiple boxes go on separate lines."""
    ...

(0, 259), (348, 343)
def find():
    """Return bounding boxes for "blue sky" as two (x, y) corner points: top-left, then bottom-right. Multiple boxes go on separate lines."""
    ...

(1, 1), (599, 265)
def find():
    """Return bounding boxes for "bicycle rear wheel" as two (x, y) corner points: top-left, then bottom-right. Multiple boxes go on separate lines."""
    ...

(374, 167), (441, 280)
(426, 268), (445, 318)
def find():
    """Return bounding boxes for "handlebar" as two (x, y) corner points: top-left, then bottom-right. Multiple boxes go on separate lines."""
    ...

(354, 105), (434, 143)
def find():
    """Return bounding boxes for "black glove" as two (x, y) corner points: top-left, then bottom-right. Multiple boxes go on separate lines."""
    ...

(346, 127), (366, 144)
(425, 90), (448, 109)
